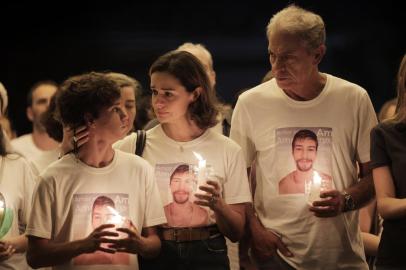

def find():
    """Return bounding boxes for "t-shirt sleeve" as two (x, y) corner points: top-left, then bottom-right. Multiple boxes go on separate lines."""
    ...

(26, 177), (54, 239)
(370, 125), (390, 169)
(143, 163), (167, 227)
(355, 91), (378, 163)
(230, 97), (256, 168)
(222, 146), (252, 205)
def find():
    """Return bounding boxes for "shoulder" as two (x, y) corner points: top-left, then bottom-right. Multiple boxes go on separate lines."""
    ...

(238, 80), (275, 103)
(327, 74), (368, 97)
(279, 171), (294, 184)
(113, 132), (138, 153)
(115, 150), (153, 172)
(207, 130), (242, 152)
(372, 120), (405, 136)
(40, 155), (73, 178)
(10, 134), (32, 145)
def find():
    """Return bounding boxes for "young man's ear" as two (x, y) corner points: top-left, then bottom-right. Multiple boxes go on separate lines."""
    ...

(26, 107), (34, 122)
(84, 113), (95, 128)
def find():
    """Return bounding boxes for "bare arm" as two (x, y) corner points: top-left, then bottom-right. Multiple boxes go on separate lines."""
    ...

(213, 202), (246, 242)
(347, 161), (375, 209)
(27, 224), (118, 268)
(374, 166), (406, 219)
(359, 199), (380, 256)
(194, 180), (246, 242)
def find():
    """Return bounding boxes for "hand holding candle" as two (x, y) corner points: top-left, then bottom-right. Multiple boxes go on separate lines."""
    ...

(105, 206), (130, 240)
(192, 152), (212, 195)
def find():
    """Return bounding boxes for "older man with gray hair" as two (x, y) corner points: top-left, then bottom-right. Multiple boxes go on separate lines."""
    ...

(231, 5), (377, 269)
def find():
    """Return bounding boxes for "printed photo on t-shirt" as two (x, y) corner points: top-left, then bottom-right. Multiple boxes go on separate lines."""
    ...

(155, 163), (210, 228)
(72, 193), (130, 266)
(276, 127), (333, 196)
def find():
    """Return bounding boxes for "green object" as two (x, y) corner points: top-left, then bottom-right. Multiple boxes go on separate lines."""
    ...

(0, 208), (13, 239)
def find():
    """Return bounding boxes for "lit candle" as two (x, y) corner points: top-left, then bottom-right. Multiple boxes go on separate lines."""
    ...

(106, 206), (125, 227)
(193, 152), (207, 183)
(308, 171), (322, 203)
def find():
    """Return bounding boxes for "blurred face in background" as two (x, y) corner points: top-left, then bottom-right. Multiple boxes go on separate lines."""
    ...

(120, 86), (136, 134)
(27, 84), (57, 132)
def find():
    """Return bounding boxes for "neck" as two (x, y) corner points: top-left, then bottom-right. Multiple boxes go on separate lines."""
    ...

(171, 201), (193, 213)
(161, 119), (205, 142)
(294, 169), (314, 183)
(77, 137), (115, 168)
(284, 72), (326, 101)
(32, 129), (59, 151)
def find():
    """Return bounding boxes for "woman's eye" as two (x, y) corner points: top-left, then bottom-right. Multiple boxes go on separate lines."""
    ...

(164, 92), (173, 97)
(151, 89), (158, 95)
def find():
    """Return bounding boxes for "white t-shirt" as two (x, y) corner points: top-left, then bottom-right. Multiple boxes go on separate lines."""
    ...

(230, 74), (377, 270)
(31, 147), (60, 175)
(11, 134), (44, 161)
(26, 150), (166, 270)
(0, 154), (36, 270)
(114, 125), (252, 228)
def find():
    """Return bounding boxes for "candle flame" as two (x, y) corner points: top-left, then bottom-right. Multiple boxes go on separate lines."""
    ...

(193, 151), (206, 168)
(0, 200), (4, 208)
(313, 171), (322, 185)
(106, 206), (124, 225)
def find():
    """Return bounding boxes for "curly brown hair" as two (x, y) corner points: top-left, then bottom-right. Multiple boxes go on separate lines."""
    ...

(56, 72), (121, 128)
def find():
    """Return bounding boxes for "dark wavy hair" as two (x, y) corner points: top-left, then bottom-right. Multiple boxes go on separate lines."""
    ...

(40, 95), (63, 142)
(55, 72), (121, 128)
(149, 51), (219, 129)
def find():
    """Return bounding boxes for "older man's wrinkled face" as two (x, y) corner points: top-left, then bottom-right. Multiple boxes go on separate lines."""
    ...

(268, 31), (323, 96)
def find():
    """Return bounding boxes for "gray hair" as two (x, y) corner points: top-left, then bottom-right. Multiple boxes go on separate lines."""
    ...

(176, 42), (214, 71)
(266, 5), (326, 50)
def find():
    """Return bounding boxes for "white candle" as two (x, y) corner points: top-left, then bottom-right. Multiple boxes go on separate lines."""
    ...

(193, 152), (207, 183)
(106, 206), (125, 227)
(308, 171), (322, 203)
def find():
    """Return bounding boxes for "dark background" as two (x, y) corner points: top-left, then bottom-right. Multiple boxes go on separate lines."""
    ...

(1, 1), (405, 136)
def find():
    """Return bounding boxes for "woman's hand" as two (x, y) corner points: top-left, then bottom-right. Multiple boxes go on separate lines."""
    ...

(60, 125), (89, 155)
(194, 180), (224, 211)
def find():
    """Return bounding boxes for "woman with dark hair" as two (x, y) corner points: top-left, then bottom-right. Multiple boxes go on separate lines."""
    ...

(371, 53), (406, 270)
(26, 72), (166, 270)
(0, 82), (36, 270)
(115, 51), (252, 270)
